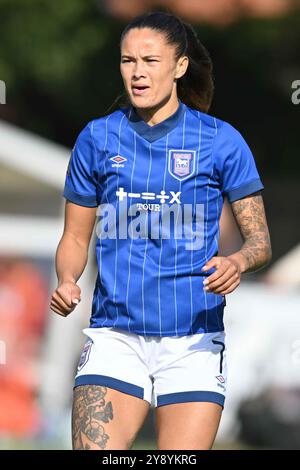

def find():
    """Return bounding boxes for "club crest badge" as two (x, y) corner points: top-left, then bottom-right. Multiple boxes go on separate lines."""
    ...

(77, 339), (93, 371)
(168, 149), (196, 181)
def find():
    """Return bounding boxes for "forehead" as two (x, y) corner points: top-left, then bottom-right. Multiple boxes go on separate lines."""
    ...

(121, 27), (170, 54)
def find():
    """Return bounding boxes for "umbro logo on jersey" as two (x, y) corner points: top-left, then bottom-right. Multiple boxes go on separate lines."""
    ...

(110, 155), (127, 167)
(110, 155), (127, 163)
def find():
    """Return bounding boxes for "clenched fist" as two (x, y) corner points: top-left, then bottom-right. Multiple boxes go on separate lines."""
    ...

(50, 281), (81, 317)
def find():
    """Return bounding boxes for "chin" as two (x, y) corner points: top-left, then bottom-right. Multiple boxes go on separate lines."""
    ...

(131, 99), (152, 109)
(132, 97), (160, 110)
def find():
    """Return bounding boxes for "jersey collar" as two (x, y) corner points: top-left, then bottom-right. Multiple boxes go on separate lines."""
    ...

(126, 99), (186, 143)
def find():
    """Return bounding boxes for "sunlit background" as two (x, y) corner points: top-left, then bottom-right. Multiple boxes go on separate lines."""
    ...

(0, 0), (300, 450)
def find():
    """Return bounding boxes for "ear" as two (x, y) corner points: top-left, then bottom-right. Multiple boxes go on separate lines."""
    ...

(175, 56), (189, 79)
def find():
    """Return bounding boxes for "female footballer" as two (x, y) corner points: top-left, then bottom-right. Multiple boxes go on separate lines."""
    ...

(50, 11), (272, 450)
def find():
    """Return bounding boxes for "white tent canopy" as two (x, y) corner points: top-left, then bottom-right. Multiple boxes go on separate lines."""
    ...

(0, 119), (69, 189)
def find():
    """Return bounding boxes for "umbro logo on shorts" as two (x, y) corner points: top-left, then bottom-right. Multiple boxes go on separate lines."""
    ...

(216, 375), (225, 383)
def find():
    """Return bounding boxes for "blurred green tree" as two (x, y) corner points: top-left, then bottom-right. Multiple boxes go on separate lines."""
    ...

(0, 0), (299, 177)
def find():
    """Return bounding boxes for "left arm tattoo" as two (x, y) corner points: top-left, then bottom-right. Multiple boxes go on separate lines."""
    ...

(231, 191), (272, 273)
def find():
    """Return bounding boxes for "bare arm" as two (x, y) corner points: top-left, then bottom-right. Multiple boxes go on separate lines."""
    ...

(56, 201), (97, 283)
(202, 191), (272, 295)
(50, 201), (97, 316)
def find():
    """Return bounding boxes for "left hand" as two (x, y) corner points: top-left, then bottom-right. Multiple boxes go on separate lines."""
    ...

(202, 256), (242, 295)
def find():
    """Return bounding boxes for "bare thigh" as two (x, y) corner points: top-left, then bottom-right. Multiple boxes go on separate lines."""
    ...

(155, 402), (223, 450)
(72, 385), (150, 450)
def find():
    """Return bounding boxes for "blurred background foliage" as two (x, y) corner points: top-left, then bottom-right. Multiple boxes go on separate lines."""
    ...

(0, 0), (299, 178)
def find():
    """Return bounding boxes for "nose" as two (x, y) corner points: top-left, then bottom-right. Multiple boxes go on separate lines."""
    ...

(133, 60), (146, 78)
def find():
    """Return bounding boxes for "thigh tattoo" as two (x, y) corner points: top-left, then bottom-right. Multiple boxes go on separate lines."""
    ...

(72, 385), (113, 450)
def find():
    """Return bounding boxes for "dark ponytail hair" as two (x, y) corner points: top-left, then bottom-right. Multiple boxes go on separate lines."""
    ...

(178, 21), (214, 113)
(107, 11), (214, 114)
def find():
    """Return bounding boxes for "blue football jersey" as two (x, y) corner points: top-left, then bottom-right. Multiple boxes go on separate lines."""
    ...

(63, 99), (264, 336)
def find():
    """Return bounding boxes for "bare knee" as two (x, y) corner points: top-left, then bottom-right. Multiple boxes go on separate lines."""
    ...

(72, 385), (149, 450)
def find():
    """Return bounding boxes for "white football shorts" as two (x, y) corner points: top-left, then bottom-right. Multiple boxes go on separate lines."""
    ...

(74, 327), (227, 409)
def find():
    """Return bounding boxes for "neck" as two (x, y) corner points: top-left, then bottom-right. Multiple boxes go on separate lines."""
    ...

(133, 96), (180, 127)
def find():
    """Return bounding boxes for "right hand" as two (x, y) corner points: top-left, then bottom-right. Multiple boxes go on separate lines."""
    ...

(50, 281), (81, 317)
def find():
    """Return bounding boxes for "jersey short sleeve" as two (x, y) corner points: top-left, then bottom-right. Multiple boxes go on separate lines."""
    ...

(63, 122), (99, 207)
(214, 121), (264, 203)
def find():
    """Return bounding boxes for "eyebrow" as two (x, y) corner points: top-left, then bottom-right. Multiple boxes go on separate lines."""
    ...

(121, 54), (161, 59)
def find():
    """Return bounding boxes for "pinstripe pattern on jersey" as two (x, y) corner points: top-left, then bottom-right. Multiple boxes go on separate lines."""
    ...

(63, 100), (263, 335)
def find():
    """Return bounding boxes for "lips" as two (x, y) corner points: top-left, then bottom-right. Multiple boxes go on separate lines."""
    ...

(132, 85), (149, 95)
